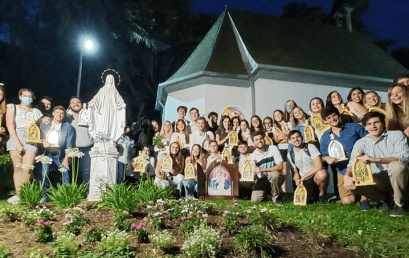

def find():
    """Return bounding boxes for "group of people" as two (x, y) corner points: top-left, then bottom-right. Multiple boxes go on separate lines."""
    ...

(1, 73), (409, 217)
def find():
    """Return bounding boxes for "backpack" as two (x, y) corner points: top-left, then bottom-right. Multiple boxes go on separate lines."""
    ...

(289, 143), (311, 165)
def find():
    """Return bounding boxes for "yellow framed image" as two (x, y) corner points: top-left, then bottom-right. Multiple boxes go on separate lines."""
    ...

(352, 150), (376, 186)
(240, 157), (254, 182)
(265, 132), (273, 145)
(221, 148), (232, 163)
(328, 134), (348, 161)
(308, 111), (330, 134)
(184, 160), (197, 179)
(341, 103), (353, 116)
(304, 121), (315, 143)
(161, 152), (173, 173)
(133, 151), (146, 173)
(175, 135), (184, 149)
(228, 131), (239, 146)
(221, 104), (230, 117)
(364, 104), (386, 115)
(294, 181), (307, 206)
(26, 118), (42, 144)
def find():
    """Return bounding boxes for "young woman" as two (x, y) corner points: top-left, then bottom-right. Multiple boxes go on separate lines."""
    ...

(215, 116), (232, 151)
(263, 116), (274, 134)
(346, 87), (368, 123)
(0, 85), (7, 152)
(293, 106), (319, 148)
(363, 91), (385, 112)
(154, 120), (173, 159)
(283, 100), (298, 129)
(117, 126), (136, 184)
(238, 119), (250, 142)
(181, 144), (207, 198)
(308, 97), (329, 141)
(170, 119), (190, 153)
(232, 116), (241, 132)
(155, 141), (185, 196)
(248, 115), (264, 146)
(272, 110), (290, 192)
(149, 119), (161, 145)
(326, 91), (353, 124)
(6, 89), (42, 204)
(385, 84), (409, 136)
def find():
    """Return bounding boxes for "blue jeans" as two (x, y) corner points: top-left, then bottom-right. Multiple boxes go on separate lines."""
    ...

(182, 179), (197, 198)
(40, 153), (70, 192)
(118, 162), (126, 184)
(78, 147), (92, 184)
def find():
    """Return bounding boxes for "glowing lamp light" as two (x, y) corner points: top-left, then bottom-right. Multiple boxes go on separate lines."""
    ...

(46, 131), (59, 146)
(84, 40), (93, 50)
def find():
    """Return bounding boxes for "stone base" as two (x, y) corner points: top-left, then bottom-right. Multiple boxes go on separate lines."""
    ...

(87, 142), (119, 201)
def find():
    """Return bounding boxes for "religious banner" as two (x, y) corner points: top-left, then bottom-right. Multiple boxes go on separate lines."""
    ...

(352, 150), (376, 186)
(26, 119), (42, 144)
(294, 181), (307, 206)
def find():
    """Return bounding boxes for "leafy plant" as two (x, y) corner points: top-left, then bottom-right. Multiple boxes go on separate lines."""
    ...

(131, 223), (149, 243)
(85, 226), (106, 242)
(13, 180), (43, 208)
(113, 210), (131, 231)
(0, 242), (10, 258)
(48, 183), (87, 209)
(221, 210), (240, 235)
(101, 183), (139, 212)
(249, 204), (277, 230)
(98, 229), (134, 257)
(135, 177), (173, 203)
(150, 230), (174, 250)
(181, 224), (221, 258)
(26, 247), (47, 258)
(235, 224), (270, 256)
(181, 216), (205, 236)
(52, 232), (79, 257)
(20, 207), (54, 227)
(0, 205), (22, 222)
(64, 207), (91, 235)
(33, 218), (53, 243)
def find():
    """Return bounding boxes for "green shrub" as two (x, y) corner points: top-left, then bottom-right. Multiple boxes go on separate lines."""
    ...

(113, 211), (131, 231)
(48, 183), (87, 209)
(249, 204), (276, 230)
(52, 232), (79, 257)
(182, 224), (221, 258)
(98, 229), (133, 257)
(235, 224), (270, 256)
(221, 210), (239, 235)
(135, 177), (173, 203)
(0, 242), (10, 258)
(181, 216), (205, 236)
(20, 207), (54, 227)
(150, 230), (174, 250)
(63, 207), (91, 235)
(0, 205), (23, 222)
(33, 218), (53, 243)
(85, 226), (106, 242)
(15, 180), (43, 208)
(101, 183), (139, 212)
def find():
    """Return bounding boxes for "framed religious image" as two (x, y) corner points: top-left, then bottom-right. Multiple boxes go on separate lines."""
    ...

(161, 152), (173, 173)
(133, 151), (146, 173)
(221, 148), (232, 162)
(78, 103), (90, 127)
(328, 134), (348, 161)
(294, 182), (307, 206)
(352, 150), (376, 186)
(26, 119), (42, 144)
(308, 111), (330, 134)
(228, 131), (238, 146)
(364, 104), (386, 115)
(45, 126), (59, 147)
(221, 104), (230, 117)
(184, 160), (196, 180)
(175, 136), (184, 149)
(156, 169), (166, 180)
(341, 103), (353, 116)
(199, 160), (239, 200)
(265, 132), (273, 145)
(240, 157), (254, 182)
(304, 122), (315, 143)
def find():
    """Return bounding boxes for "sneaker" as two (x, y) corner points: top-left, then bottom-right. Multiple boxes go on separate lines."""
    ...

(7, 195), (20, 205)
(359, 200), (371, 211)
(274, 196), (283, 206)
(378, 201), (390, 211)
(319, 196), (328, 204)
(391, 204), (406, 217)
(40, 195), (48, 203)
(328, 195), (340, 203)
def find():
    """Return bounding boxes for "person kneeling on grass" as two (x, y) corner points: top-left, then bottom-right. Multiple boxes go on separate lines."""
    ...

(288, 130), (329, 204)
(237, 140), (254, 199)
(250, 130), (284, 204)
(344, 112), (409, 217)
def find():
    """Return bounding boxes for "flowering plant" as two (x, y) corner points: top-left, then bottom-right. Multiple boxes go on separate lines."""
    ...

(153, 134), (163, 148)
(113, 210), (131, 231)
(34, 218), (53, 243)
(65, 147), (85, 158)
(181, 215), (206, 236)
(85, 226), (106, 242)
(131, 222), (148, 243)
(35, 154), (53, 164)
(63, 207), (91, 235)
(150, 230), (173, 250)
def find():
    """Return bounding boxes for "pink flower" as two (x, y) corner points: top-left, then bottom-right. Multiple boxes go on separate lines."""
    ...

(88, 226), (93, 231)
(222, 227), (226, 230)
(131, 224), (137, 229)
(123, 210), (129, 215)
(43, 222), (48, 225)
(143, 228), (147, 231)
(38, 219), (44, 223)
(187, 216), (192, 219)
(246, 209), (252, 214)
(234, 203), (239, 206)
(181, 216), (186, 221)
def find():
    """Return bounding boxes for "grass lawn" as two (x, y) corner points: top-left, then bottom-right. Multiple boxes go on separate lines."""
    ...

(211, 199), (409, 258)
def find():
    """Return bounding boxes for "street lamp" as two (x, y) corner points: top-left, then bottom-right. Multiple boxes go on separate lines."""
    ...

(76, 39), (95, 97)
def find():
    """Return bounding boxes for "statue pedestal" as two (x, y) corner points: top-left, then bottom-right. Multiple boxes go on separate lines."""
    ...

(87, 142), (119, 201)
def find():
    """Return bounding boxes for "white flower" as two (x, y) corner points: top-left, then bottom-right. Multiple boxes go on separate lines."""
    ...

(153, 212), (163, 217)
(202, 213), (208, 218)
(35, 154), (53, 164)
(65, 147), (85, 158)
(146, 205), (152, 209)
(58, 167), (68, 173)
(72, 207), (84, 213)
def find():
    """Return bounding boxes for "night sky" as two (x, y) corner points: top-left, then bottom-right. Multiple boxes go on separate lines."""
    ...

(191, 0), (409, 50)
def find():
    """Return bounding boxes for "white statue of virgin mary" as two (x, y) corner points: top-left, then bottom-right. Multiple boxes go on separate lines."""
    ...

(88, 69), (126, 142)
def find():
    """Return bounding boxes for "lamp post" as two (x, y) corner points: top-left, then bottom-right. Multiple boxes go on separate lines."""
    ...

(76, 40), (94, 97)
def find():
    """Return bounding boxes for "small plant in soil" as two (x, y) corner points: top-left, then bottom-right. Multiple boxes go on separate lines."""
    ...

(0, 242), (10, 258)
(98, 229), (134, 257)
(249, 203), (277, 230)
(0, 205), (22, 222)
(135, 177), (174, 203)
(181, 216), (206, 236)
(52, 232), (79, 257)
(63, 207), (91, 235)
(85, 226), (106, 242)
(221, 209), (240, 235)
(150, 230), (174, 250)
(181, 223), (221, 258)
(20, 206), (54, 227)
(102, 183), (139, 213)
(131, 223), (149, 243)
(14, 179), (43, 208)
(26, 247), (47, 258)
(235, 224), (271, 257)
(113, 210), (131, 231)
(34, 218), (53, 243)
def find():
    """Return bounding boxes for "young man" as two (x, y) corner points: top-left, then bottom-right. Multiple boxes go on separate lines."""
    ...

(320, 106), (367, 206)
(206, 140), (219, 169)
(127, 145), (156, 183)
(344, 112), (409, 216)
(288, 130), (328, 203)
(189, 117), (214, 148)
(207, 112), (219, 134)
(189, 108), (199, 134)
(66, 97), (94, 185)
(237, 141), (253, 199)
(250, 130), (284, 204)
(39, 106), (74, 202)
(173, 106), (190, 131)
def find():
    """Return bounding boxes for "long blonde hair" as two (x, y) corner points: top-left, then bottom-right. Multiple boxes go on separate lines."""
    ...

(363, 91), (383, 109)
(160, 120), (173, 139)
(175, 119), (189, 144)
(0, 86), (6, 115)
(385, 84), (409, 130)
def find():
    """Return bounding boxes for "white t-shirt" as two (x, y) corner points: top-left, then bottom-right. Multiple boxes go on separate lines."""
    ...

(251, 145), (283, 169)
(287, 144), (320, 177)
(7, 104), (42, 129)
(189, 130), (214, 148)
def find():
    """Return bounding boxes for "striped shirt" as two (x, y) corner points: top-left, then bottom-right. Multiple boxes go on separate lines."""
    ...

(251, 145), (283, 177)
(348, 130), (409, 174)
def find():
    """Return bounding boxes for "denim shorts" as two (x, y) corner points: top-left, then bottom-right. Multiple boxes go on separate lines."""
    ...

(7, 128), (38, 152)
